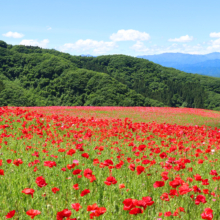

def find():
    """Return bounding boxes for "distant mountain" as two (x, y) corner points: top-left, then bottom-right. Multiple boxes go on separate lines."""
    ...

(137, 52), (220, 77)
(80, 54), (95, 57)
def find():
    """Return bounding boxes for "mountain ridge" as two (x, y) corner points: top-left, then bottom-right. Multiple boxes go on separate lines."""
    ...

(137, 52), (220, 77)
(1, 40), (220, 110)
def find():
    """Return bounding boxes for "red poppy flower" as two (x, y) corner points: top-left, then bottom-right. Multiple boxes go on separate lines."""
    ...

(87, 204), (106, 219)
(73, 184), (79, 190)
(129, 208), (143, 215)
(136, 166), (145, 175)
(142, 159), (151, 165)
(178, 184), (192, 195)
(26, 209), (41, 219)
(142, 196), (154, 206)
(201, 208), (213, 220)
(35, 176), (47, 188)
(6, 159), (12, 164)
(80, 189), (90, 197)
(66, 149), (76, 156)
(57, 209), (72, 220)
(103, 159), (113, 166)
(44, 161), (56, 168)
(22, 188), (35, 198)
(6, 210), (15, 219)
(128, 164), (135, 171)
(71, 203), (82, 212)
(195, 195), (207, 205)
(0, 169), (4, 175)
(52, 187), (60, 194)
(84, 168), (93, 179)
(13, 159), (23, 166)
(164, 211), (172, 217)
(104, 176), (117, 185)
(123, 198), (135, 210)
(72, 169), (82, 175)
(169, 178), (182, 188)
(119, 184), (125, 189)
(153, 181), (165, 188)
(82, 153), (89, 159)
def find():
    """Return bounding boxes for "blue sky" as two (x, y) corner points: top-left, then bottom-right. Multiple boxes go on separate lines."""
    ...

(1, 0), (220, 56)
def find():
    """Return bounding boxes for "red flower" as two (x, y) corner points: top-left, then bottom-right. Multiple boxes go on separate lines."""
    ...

(201, 208), (213, 220)
(0, 169), (4, 175)
(22, 188), (35, 198)
(84, 168), (93, 179)
(153, 181), (165, 188)
(103, 159), (113, 166)
(178, 184), (192, 195)
(195, 195), (207, 205)
(82, 153), (89, 159)
(35, 176), (47, 188)
(26, 209), (41, 219)
(129, 208), (143, 215)
(44, 161), (56, 168)
(123, 198), (135, 210)
(104, 176), (117, 185)
(164, 211), (172, 217)
(6, 159), (12, 164)
(160, 193), (169, 201)
(57, 209), (72, 220)
(6, 210), (15, 219)
(138, 145), (146, 151)
(119, 184), (125, 189)
(80, 189), (90, 197)
(73, 184), (79, 190)
(194, 174), (202, 181)
(87, 204), (106, 219)
(142, 196), (154, 206)
(210, 170), (218, 176)
(136, 166), (145, 175)
(72, 169), (82, 175)
(52, 187), (60, 194)
(66, 149), (76, 156)
(13, 159), (23, 166)
(169, 178), (182, 188)
(128, 164), (135, 171)
(71, 203), (82, 212)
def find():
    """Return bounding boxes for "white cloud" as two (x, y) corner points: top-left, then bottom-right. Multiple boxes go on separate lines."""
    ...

(47, 26), (52, 30)
(210, 32), (220, 38)
(168, 35), (193, 42)
(130, 41), (149, 52)
(133, 42), (208, 55)
(2, 31), (24, 38)
(110, 29), (150, 41)
(207, 38), (220, 51)
(61, 39), (117, 54)
(20, 39), (49, 48)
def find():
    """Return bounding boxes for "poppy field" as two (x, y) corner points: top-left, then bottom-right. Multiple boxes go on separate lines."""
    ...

(1, 106), (220, 219)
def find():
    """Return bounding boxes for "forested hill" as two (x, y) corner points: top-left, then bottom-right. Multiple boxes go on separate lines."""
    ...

(1, 40), (220, 110)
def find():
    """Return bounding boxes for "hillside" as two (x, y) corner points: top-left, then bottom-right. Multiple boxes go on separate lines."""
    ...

(137, 52), (220, 77)
(1, 40), (220, 110)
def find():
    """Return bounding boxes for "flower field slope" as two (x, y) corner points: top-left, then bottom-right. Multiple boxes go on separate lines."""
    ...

(1, 106), (220, 219)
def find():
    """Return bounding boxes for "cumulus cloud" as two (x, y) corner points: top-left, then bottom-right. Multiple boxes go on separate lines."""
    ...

(210, 32), (220, 38)
(130, 41), (149, 52)
(20, 39), (49, 48)
(2, 31), (24, 38)
(61, 39), (117, 54)
(110, 29), (150, 41)
(207, 38), (220, 51)
(168, 35), (193, 42)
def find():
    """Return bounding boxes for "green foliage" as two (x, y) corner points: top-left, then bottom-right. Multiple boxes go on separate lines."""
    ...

(0, 41), (220, 109)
